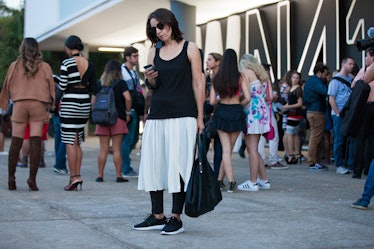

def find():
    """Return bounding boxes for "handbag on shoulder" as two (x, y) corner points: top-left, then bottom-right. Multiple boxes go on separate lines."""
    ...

(263, 81), (275, 140)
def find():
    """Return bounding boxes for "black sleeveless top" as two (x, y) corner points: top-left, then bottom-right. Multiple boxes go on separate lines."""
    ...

(148, 41), (198, 119)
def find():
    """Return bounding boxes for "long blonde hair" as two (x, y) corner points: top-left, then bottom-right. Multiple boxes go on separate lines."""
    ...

(18, 37), (43, 78)
(100, 59), (122, 87)
(239, 53), (269, 83)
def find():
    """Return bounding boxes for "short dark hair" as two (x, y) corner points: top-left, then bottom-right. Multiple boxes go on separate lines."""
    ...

(123, 46), (138, 61)
(366, 48), (374, 57)
(313, 62), (328, 75)
(341, 57), (354, 64)
(65, 35), (84, 51)
(146, 8), (183, 45)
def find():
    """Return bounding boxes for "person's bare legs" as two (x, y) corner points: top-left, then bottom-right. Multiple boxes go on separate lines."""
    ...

(66, 134), (82, 183)
(246, 134), (268, 182)
(294, 133), (301, 155)
(217, 130), (240, 182)
(0, 131), (5, 152)
(21, 139), (30, 166)
(287, 132), (295, 161)
(76, 139), (83, 182)
(97, 135), (110, 178)
(111, 134), (124, 178)
(283, 133), (289, 157)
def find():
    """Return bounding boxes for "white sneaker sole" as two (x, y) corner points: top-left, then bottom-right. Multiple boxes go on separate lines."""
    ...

(133, 224), (165, 231)
(160, 227), (185, 235)
(258, 186), (271, 190)
(237, 186), (259, 191)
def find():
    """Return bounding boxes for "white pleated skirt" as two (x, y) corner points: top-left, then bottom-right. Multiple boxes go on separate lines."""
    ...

(138, 117), (197, 193)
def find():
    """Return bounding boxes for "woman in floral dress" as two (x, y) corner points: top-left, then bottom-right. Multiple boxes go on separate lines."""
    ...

(238, 53), (272, 192)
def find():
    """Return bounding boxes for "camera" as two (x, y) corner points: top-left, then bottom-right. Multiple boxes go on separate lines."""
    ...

(356, 27), (374, 51)
(356, 38), (374, 51)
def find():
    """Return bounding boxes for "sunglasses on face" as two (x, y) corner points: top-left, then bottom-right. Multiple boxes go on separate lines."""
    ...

(150, 22), (165, 34)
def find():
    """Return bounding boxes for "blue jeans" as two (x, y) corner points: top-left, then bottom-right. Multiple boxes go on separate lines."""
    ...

(53, 115), (67, 170)
(360, 159), (374, 205)
(121, 109), (139, 174)
(332, 115), (354, 169)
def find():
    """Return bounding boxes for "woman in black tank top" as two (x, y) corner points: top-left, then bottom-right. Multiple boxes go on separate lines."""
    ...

(133, 8), (204, 235)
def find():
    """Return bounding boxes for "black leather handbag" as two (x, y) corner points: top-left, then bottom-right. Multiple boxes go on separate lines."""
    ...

(185, 134), (222, 218)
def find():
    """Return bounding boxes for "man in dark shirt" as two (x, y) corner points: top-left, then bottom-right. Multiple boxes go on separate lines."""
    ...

(303, 62), (329, 171)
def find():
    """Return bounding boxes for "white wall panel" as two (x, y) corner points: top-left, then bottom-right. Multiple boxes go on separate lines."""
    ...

(225, 15), (241, 58)
(204, 21), (223, 63)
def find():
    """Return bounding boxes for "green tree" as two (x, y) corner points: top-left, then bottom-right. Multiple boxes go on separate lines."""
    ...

(0, 0), (24, 84)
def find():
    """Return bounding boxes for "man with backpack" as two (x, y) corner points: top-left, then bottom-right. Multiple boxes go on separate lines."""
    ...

(327, 57), (355, 174)
(120, 46), (144, 178)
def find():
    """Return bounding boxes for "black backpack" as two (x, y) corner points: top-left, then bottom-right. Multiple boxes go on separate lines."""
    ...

(91, 80), (120, 126)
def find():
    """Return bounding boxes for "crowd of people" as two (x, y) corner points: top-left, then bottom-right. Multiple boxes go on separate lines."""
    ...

(0, 8), (373, 235)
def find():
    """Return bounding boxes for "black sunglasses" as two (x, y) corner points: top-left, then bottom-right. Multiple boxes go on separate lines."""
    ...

(150, 22), (165, 34)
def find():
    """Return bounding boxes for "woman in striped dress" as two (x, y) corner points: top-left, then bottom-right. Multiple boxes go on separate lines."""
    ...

(59, 35), (96, 191)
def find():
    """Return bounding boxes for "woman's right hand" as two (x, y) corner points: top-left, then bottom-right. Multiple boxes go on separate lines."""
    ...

(144, 67), (158, 84)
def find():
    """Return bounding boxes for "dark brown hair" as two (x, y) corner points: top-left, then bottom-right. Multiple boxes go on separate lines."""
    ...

(65, 35), (84, 51)
(123, 46), (138, 62)
(146, 8), (183, 45)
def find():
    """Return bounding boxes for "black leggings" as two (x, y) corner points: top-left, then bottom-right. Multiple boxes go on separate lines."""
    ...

(150, 176), (185, 214)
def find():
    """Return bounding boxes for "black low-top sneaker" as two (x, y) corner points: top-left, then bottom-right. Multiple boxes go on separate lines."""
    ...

(133, 214), (167, 231)
(160, 216), (184, 235)
(116, 177), (129, 182)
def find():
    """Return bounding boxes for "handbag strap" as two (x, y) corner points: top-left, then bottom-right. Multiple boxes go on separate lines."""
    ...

(266, 81), (272, 126)
(123, 65), (138, 90)
(195, 134), (207, 168)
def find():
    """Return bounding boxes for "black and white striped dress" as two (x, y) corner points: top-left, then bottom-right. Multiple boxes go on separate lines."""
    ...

(59, 56), (96, 145)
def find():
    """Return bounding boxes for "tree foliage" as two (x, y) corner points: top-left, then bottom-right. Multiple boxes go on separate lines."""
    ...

(0, 0), (24, 84)
(0, 1), (120, 86)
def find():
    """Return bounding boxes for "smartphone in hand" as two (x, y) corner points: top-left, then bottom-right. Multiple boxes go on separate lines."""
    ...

(143, 64), (156, 71)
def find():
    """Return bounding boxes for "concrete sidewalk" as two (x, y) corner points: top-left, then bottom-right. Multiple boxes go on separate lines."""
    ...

(0, 136), (373, 249)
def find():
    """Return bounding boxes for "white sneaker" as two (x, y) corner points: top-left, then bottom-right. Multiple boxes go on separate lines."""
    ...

(336, 166), (349, 174)
(237, 180), (259, 191)
(257, 179), (271, 190)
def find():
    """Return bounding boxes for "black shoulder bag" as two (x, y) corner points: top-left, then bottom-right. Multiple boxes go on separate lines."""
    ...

(185, 134), (222, 218)
(124, 66), (145, 115)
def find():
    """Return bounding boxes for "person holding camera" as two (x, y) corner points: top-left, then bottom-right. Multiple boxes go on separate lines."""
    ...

(350, 48), (374, 178)
(351, 46), (374, 209)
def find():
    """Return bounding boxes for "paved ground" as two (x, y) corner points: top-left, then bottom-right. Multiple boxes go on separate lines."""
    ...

(0, 135), (373, 249)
